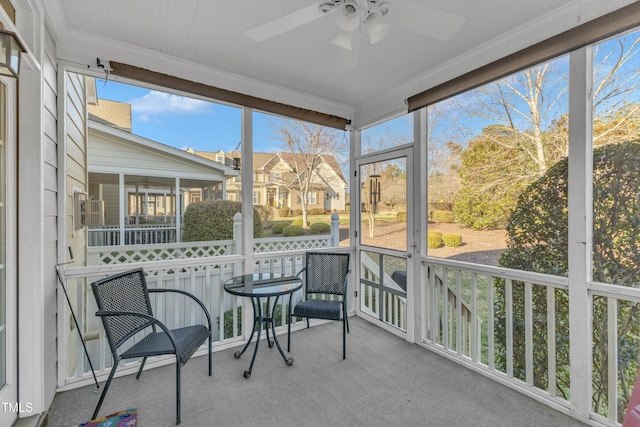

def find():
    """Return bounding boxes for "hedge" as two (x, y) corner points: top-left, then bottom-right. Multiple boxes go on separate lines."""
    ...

(182, 200), (263, 241)
(309, 222), (331, 234)
(443, 233), (463, 247)
(432, 210), (455, 223)
(427, 231), (443, 248)
(277, 208), (290, 217)
(271, 222), (291, 234)
(283, 225), (304, 237)
(291, 219), (304, 226)
(309, 208), (327, 215)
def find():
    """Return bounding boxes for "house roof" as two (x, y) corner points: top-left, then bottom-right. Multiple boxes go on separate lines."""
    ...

(194, 150), (347, 185)
(88, 99), (132, 132)
(88, 120), (239, 181)
(44, 1), (634, 128)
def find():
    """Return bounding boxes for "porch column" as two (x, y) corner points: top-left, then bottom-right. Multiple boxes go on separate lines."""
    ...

(409, 108), (428, 344)
(241, 107), (254, 338)
(568, 46), (593, 418)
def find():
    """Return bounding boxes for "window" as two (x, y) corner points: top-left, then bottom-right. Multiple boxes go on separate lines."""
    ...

(252, 190), (259, 204)
(298, 192), (316, 204)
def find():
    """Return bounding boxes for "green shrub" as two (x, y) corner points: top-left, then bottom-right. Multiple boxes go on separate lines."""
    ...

(396, 211), (407, 221)
(432, 210), (455, 223)
(291, 219), (303, 226)
(309, 222), (331, 234)
(309, 208), (327, 215)
(293, 209), (302, 216)
(443, 233), (463, 247)
(271, 222), (290, 234)
(218, 306), (242, 339)
(183, 200), (262, 241)
(277, 208), (290, 217)
(283, 225), (304, 237)
(427, 231), (443, 248)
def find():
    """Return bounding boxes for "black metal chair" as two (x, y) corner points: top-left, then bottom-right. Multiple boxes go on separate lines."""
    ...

(287, 252), (351, 359)
(90, 268), (212, 425)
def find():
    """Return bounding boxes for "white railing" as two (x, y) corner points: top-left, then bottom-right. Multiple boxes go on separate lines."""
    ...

(88, 224), (178, 246)
(359, 252), (407, 331)
(588, 282), (640, 425)
(423, 258), (571, 410)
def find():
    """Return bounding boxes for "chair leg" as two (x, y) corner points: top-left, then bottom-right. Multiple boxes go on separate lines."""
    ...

(342, 317), (346, 359)
(136, 356), (147, 379)
(92, 361), (118, 420)
(176, 360), (181, 425)
(345, 312), (350, 333)
(306, 318), (310, 329)
(287, 312), (292, 352)
(208, 333), (212, 376)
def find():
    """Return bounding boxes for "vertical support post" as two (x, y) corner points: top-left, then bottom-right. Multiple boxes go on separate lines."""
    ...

(568, 46), (593, 419)
(241, 107), (254, 339)
(118, 173), (125, 246)
(175, 177), (181, 243)
(330, 212), (340, 247)
(410, 107), (427, 344)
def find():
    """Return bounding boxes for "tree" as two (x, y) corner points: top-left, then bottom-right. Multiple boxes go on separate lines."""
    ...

(272, 120), (346, 228)
(454, 125), (539, 229)
(380, 163), (406, 213)
(496, 141), (640, 417)
(453, 34), (640, 229)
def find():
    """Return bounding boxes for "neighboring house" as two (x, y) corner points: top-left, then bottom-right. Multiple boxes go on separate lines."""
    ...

(87, 97), (238, 245)
(193, 150), (348, 212)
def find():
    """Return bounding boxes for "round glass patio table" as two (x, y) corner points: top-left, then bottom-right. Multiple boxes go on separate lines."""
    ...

(223, 273), (303, 378)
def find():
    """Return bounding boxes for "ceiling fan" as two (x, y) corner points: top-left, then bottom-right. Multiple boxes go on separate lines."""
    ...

(244, 0), (466, 71)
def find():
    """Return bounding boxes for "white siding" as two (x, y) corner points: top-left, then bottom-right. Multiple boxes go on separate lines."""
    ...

(43, 27), (59, 410)
(63, 72), (89, 379)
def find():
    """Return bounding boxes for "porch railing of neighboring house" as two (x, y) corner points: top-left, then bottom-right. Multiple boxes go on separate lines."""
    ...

(88, 224), (178, 246)
(60, 213), (342, 390)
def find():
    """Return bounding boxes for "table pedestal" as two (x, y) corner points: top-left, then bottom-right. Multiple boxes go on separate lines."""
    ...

(233, 294), (294, 378)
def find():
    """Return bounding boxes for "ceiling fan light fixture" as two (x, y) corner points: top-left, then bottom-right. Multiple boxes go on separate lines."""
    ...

(365, 11), (390, 44)
(332, 29), (355, 50)
(335, 0), (360, 32)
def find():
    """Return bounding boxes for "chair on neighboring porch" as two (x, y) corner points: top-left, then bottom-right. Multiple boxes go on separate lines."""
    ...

(287, 252), (351, 359)
(90, 267), (212, 425)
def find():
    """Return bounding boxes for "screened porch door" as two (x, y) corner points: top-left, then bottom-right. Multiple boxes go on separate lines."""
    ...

(355, 147), (414, 336)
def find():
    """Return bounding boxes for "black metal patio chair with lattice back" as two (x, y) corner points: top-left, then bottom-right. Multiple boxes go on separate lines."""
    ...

(287, 251), (351, 359)
(90, 267), (212, 425)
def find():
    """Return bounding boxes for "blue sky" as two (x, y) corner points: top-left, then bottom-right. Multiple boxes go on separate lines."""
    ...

(95, 78), (408, 159)
(96, 79), (280, 153)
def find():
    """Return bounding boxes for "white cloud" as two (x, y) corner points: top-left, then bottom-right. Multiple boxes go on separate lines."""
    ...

(130, 90), (213, 116)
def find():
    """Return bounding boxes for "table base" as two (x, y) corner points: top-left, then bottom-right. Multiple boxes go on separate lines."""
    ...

(233, 294), (294, 378)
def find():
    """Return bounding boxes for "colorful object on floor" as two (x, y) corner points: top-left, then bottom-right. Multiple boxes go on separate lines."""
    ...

(71, 408), (137, 426)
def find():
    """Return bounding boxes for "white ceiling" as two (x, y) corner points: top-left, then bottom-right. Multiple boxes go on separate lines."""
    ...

(44, 0), (636, 127)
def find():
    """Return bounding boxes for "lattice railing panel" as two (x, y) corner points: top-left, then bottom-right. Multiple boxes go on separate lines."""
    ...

(253, 236), (331, 253)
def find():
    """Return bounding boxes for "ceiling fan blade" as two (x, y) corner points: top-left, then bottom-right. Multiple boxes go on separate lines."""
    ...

(385, 3), (465, 42)
(245, 1), (330, 42)
(335, 38), (360, 72)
